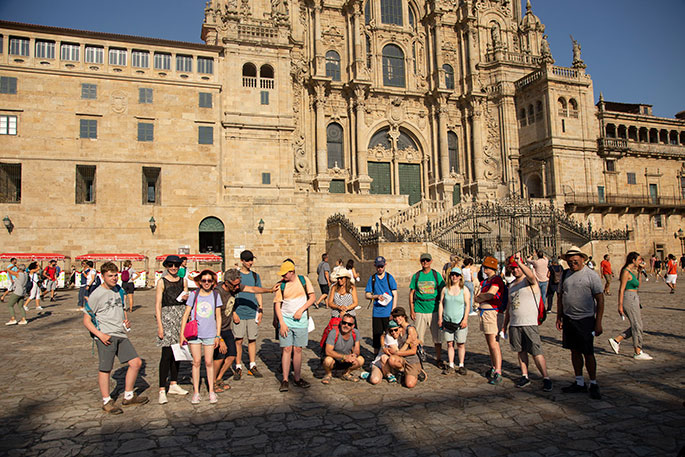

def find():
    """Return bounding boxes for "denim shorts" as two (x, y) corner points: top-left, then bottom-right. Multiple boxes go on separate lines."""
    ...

(189, 337), (216, 346)
(279, 325), (308, 348)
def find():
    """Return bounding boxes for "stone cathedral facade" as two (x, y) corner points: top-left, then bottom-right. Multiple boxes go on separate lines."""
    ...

(1, 0), (684, 278)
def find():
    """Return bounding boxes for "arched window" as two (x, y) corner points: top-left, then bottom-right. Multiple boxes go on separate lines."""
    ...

(569, 98), (579, 118)
(242, 63), (257, 88)
(518, 107), (527, 127)
(380, 0), (403, 25)
(639, 127), (648, 142)
(605, 124), (616, 138)
(382, 44), (405, 87)
(365, 0), (371, 24)
(408, 6), (416, 29)
(448, 131), (458, 173)
(259, 64), (274, 89)
(527, 104), (535, 124)
(327, 123), (344, 168)
(557, 97), (567, 117)
(366, 35), (372, 69)
(369, 127), (391, 150)
(628, 126), (638, 141)
(669, 130), (679, 145)
(443, 64), (454, 90)
(397, 130), (418, 151)
(618, 125), (627, 139)
(649, 128), (658, 143)
(660, 129), (668, 144)
(535, 100), (543, 121)
(325, 51), (341, 81)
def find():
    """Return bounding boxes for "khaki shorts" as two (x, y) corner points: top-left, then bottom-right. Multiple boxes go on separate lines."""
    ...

(232, 318), (258, 340)
(401, 357), (422, 378)
(479, 309), (504, 335)
(414, 312), (440, 346)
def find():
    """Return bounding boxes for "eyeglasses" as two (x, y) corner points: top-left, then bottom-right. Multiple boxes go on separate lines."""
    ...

(341, 321), (354, 327)
(199, 279), (214, 284)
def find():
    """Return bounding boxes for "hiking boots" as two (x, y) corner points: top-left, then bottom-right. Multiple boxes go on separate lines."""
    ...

(457, 366), (468, 376)
(293, 378), (311, 389)
(102, 399), (123, 415)
(121, 394), (149, 406)
(247, 366), (263, 378)
(233, 367), (242, 381)
(279, 380), (289, 392)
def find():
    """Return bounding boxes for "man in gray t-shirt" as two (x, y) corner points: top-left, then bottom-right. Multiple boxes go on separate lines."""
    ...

(556, 247), (604, 400)
(321, 315), (364, 382)
(316, 253), (331, 296)
(83, 262), (148, 414)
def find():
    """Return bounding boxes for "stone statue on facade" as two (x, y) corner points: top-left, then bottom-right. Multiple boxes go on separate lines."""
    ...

(272, 0), (289, 22)
(570, 35), (586, 68)
(541, 34), (554, 64)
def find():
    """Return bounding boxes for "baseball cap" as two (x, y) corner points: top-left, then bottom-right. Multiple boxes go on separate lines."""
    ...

(278, 260), (295, 276)
(420, 253), (432, 261)
(240, 250), (255, 262)
(374, 256), (386, 267)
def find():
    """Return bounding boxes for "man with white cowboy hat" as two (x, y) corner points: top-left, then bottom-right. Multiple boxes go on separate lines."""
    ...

(556, 245), (605, 399)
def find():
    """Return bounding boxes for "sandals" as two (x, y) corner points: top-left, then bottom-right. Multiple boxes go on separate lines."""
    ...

(341, 372), (359, 382)
(321, 375), (332, 385)
(214, 380), (230, 392)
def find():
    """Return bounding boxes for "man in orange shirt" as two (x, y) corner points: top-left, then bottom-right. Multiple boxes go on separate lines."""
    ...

(665, 254), (678, 294)
(600, 255), (613, 296)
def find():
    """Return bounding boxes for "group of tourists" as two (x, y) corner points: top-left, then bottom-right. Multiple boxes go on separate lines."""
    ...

(3, 257), (62, 325)
(3, 242), (660, 414)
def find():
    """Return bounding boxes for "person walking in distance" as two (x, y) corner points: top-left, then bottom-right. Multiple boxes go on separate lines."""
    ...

(0, 257), (19, 302)
(316, 253), (332, 300)
(556, 246), (605, 400)
(600, 255), (613, 296)
(608, 252), (653, 360)
(530, 251), (550, 311)
(665, 254), (677, 294)
(42, 259), (61, 302)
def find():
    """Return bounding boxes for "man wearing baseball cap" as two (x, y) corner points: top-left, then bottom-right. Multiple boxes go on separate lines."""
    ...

(232, 250), (264, 380)
(365, 256), (398, 354)
(474, 255), (506, 385)
(409, 253), (446, 368)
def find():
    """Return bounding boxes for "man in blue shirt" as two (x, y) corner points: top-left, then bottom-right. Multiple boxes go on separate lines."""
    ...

(365, 256), (398, 354)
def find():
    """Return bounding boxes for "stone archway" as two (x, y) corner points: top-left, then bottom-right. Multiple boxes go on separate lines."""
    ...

(199, 216), (225, 270)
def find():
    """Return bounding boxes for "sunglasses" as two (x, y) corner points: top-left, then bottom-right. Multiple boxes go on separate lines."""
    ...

(388, 328), (400, 332)
(168, 263), (182, 268)
(199, 279), (214, 284)
(341, 321), (354, 327)
(421, 259), (431, 263)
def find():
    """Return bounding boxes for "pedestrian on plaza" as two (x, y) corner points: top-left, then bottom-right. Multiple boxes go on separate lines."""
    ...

(546, 258), (563, 312)
(653, 257), (662, 279)
(366, 320), (400, 385)
(346, 259), (361, 284)
(121, 260), (140, 313)
(387, 307), (426, 388)
(665, 254), (677, 294)
(474, 256), (506, 385)
(462, 258), (478, 316)
(438, 267), (470, 375)
(5, 264), (28, 325)
(233, 250), (265, 380)
(530, 251), (549, 310)
(275, 260), (315, 392)
(41, 259), (61, 302)
(320, 267), (358, 348)
(316, 253), (332, 297)
(608, 252), (653, 360)
(215, 268), (277, 390)
(679, 253), (685, 273)
(77, 260), (96, 311)
(365, 256), (398, 354)
(0, 257), (19, 302)
(409, 253), (446, 368)
(154, 255), (190, 405)
(22, 262), (43, 313)
(586, 256), (596, 271)
(649, 254), (656, 276)
(321, 315), (364, 383)
(177, 257), (188, 279)
(83, 262), (148, 414)
(180, 269), (223, 405)
(600, 254), (613, 296)
(556, 246), (604, 400)
(503, 254), (552, 392)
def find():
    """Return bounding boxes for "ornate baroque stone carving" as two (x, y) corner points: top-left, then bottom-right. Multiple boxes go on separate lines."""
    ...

(483, 101), (502, 181)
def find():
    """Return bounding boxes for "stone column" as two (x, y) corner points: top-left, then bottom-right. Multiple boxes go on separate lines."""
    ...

(434, 13), (444, 88)
(314, 82), (329, 191)
(313, 2), (324, 75)
(352, 2), (364, 78)
(438, 100), (449, 180)
(471, 98), (484, 186)
(354, 86), (372, 193)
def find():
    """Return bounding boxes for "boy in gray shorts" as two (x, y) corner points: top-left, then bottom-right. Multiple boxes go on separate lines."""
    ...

(83, 262), (148, 414)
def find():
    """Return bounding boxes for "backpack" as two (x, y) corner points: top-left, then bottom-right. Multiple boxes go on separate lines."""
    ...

(22, 273), (33, 296)
(550, 265), (563, 284)
(411, 269), (443, 308)
(87, 275), (102, 296)
(332, 326), (357, 345)
(279, 274), (307, 295)
(120, 268), (130, 283)
(84, 286), (126, 339)
(369, 272), (393, 308)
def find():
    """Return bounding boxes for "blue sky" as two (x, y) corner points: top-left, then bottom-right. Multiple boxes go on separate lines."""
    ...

(1, 0), (683, 118)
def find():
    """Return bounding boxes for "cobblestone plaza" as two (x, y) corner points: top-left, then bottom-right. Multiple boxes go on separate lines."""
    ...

(1, 278), (682, 456)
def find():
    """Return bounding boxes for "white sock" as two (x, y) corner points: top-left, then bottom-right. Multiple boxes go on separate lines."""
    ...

(103, 396), (111, 404)
(235, 364), (242, 370)
(124, 391), (134, 400)
(589, 379), (597, 385)
(575, 376), (585, 386)
(449, 362), (454, 368)
(249, 362), (257, 369)
(458, 363), (464, 367)
(522, 374), (529, 379)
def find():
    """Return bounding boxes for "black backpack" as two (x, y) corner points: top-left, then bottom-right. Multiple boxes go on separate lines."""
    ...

(22, 273), (33, 296)
(411, 269), (443, 308)
(87, 275), (102, 296)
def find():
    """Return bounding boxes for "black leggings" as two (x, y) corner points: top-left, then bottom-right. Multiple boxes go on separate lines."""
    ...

(159, 346), (180, 388)
(372, 316), (390, 352)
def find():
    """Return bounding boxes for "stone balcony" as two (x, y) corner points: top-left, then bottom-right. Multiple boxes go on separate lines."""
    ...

(565, 192), (685, 214)
(598, 137), (685, 159)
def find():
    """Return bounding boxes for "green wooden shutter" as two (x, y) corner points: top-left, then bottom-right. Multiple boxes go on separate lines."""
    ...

(369, 162), (391, 195)
(399, 163), (421, 205)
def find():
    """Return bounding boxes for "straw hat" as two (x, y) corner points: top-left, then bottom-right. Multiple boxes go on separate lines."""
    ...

(563, 246), (588, 261)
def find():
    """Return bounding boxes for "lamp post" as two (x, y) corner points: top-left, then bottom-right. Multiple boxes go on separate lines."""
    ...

(674, 228), (685, 255)
(258, 219), (265, 234)
(425, 220), (432, 253)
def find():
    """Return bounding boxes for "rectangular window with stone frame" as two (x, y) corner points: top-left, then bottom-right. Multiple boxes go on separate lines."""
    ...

(142, 166), (161, 205)
(198, 126), (213, 145)
(75, 165), (96, 204)
(139, 88), (153, 104)
(81, 83), (97, 100)
(137, 122), (154, 142)
(79, 119), (97, 139)
(199, 92), (212, 108)
(0, 163), (21, 203)
(0, 76), (17, 94)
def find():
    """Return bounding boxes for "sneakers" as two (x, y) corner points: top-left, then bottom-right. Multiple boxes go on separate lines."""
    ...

(122, 394), (149, 407)
(191, 393), (201, 404)
(5, 319), (17, 326)
(608, 338), (620, 354)
(417, 370), (427, 383)
(293, 378), (311, 389)
(359, 371), (370, 380)
(247, 366), (263, 378)
(484, 367), (495, 380)
(167, 384), (188, 395)
(436, 360), (446, 370)
(589, 383), (602, 400)
(442, 366), (454, 375)
(542, 378), (553, 392)
(209, 393), (218, 404)
(488, 373), (503, 385)
(233, 367), (242, 381)
(634, 351), (653, 360)
(515, 376), (531, 388)
(102, 399), (123, 415)
(561, 382), (588, 393)
(23, 305), (28, 311)
(279, 380), (289, 392)
(36, 306), (44, 313)
(17, 319), (28, 325)
(457, 366), (468, 376)
(386, 374), (397, 383)
(158, 391), (168, 405)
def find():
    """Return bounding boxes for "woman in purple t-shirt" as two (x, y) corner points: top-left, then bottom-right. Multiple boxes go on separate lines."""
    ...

(180, 269), (223, 405)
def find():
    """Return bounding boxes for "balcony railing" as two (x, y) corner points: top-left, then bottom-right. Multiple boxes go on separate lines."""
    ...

(565, 193), (685, 208)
